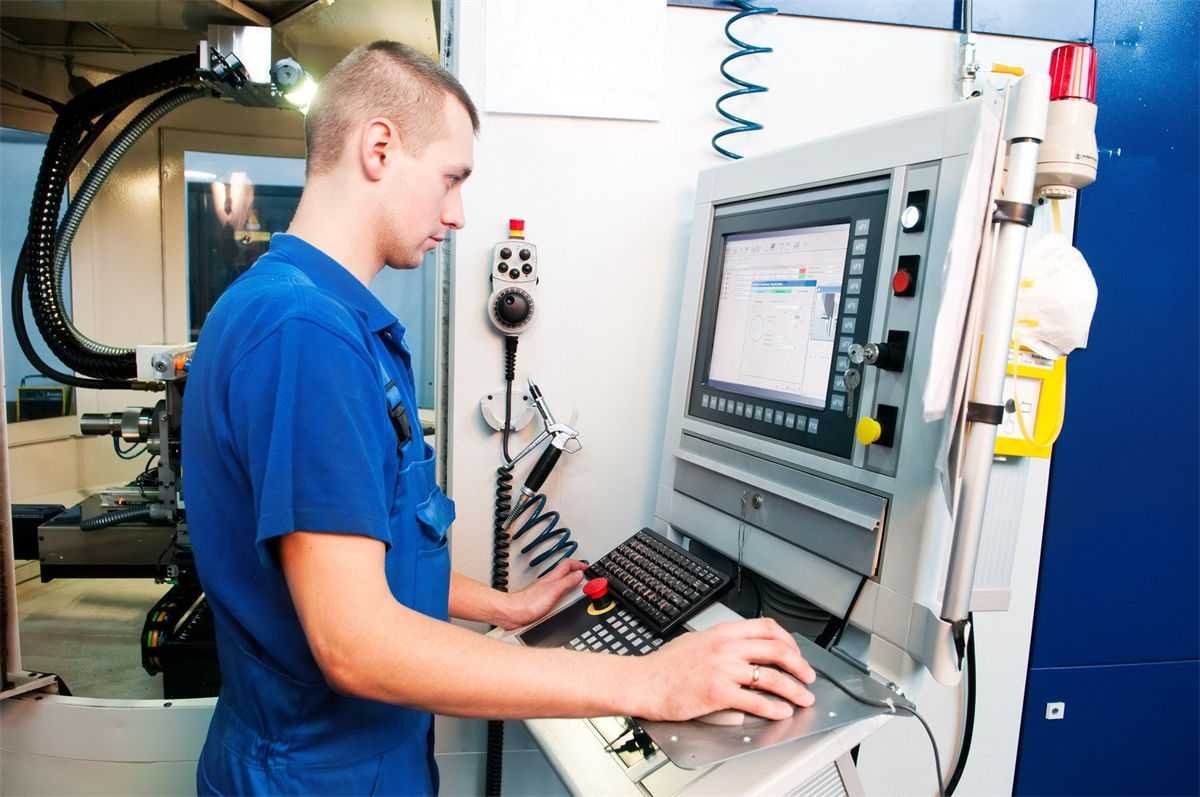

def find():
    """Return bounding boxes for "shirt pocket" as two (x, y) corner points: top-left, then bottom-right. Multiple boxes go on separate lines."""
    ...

(415, 488), (455, 549)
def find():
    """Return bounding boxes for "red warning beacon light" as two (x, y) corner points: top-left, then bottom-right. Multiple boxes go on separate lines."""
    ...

(1049, 43), (1097, 103)
(508, 218), (525, 240)
(1036, 43), (1099, 201)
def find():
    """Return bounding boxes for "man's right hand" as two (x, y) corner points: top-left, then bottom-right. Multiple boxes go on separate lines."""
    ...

(629, 618), (817, 722)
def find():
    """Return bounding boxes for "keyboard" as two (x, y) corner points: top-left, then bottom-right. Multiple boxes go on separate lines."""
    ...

(585, 528), (730, 635)
(564, 608), (667, 656)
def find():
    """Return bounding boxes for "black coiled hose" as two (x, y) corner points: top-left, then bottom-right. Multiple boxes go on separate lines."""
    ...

(486, 336), (520, 797)
(492, 463), (513, 592)
(80, 505), (152, 531)
(20, 53), (202, 381)
(510, 493), (578, 577)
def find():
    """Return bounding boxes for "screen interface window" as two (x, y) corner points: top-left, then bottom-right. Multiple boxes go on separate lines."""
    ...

(708, 223), (850, 410)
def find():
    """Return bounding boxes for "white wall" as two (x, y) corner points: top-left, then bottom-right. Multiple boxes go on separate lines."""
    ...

(447, 3), (1072, 794)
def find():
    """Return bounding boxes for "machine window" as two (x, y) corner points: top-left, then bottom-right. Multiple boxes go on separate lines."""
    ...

(183, 150), (438, 409)
(184, 150), (305, 341)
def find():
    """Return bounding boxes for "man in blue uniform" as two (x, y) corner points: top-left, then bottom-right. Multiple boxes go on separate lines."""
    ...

(184, 41), (816, 795)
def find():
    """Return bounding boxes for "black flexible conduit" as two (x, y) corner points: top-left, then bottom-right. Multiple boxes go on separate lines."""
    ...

(946, 613), (977, 795)
(486, 335), (519, 796)
(50, 86), (211, 359)
(19, 53), (201, 381)
(10, 105), (129, 389)
(80, 505), (153, 531)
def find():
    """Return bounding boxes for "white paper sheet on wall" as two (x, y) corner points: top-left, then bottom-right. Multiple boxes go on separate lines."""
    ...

(483, 0), (664, 121)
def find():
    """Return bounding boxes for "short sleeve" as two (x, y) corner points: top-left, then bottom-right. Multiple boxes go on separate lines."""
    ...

(227, 317), (394, 568)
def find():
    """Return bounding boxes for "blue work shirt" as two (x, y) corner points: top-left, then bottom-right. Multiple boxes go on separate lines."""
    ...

(183, 233), (454, 796)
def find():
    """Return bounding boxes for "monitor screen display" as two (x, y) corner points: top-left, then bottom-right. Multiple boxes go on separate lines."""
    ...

(707, 223), (850, 410)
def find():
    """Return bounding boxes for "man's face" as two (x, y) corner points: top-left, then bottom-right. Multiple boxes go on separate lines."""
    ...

(380, 97), (475, 269)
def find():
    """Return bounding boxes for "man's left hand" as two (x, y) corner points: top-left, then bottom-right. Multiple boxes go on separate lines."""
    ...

(498, 559), (588, 630)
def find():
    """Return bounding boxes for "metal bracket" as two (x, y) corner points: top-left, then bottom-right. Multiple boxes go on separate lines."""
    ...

(967, 401), (1005, 425)
(0, 671), (61, 701)
(993, 199), (1036, 227)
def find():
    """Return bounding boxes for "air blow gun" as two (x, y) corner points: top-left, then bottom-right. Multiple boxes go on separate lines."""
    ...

(503, 379), (581, 527)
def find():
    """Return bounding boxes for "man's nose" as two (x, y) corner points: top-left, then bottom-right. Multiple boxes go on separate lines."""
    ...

(442, 193), (465, 231)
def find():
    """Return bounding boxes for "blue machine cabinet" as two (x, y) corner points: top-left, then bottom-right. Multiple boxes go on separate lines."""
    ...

(1015, 1), (1200, 794)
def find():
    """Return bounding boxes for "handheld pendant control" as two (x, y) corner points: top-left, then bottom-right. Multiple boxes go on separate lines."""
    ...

(488, 219), (538, 335)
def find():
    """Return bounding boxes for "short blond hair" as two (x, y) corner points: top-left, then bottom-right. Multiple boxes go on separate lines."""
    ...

(304, 41), (479, 176)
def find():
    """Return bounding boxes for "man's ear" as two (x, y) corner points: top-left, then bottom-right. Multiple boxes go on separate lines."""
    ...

(361, 119), (394, 181)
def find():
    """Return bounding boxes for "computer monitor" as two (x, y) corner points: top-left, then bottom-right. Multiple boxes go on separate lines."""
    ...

(708, 223), (849, 410)
(688, 187), (889, 459)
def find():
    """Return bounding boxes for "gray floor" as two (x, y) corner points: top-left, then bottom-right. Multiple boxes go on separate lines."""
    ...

(15, 561), (171, 699)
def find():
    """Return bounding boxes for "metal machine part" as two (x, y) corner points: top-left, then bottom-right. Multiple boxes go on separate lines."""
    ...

(78, 346), (188, 533)
(81, 406), (159, 446)
(36, 496), (180, 582)
(199, 25), (308, 109)
(940, 74), (1050, 636)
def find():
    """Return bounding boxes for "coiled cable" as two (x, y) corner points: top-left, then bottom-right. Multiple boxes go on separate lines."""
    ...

(712, 0), (778, 160)
(492, 464), (514, 594)
(487, 335), (520, 797)
(509, 493), (578, 577)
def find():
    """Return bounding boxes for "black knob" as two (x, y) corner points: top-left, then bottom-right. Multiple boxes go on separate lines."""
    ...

(495, 290), (531, 327)
(500, 247), (512, 260)
(875, 330), (910, 372)
(522, 263), (533, 275)
(519, 249), (531, 261)
(497, 263), (507, 274)
(508, 269), (520, 279)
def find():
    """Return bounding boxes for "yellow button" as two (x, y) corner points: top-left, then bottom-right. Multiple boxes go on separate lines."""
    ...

(856, 417), (882, 446)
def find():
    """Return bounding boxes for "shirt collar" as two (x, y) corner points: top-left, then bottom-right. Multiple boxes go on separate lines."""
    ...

(268, 233), (401, 334)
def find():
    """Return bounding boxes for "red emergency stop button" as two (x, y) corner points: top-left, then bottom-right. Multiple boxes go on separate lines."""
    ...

(892, 255), (920, 297)
(583, 577), (609, 601)
(583, 577), (615, 616)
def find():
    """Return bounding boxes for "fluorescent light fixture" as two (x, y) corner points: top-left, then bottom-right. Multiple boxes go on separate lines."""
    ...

(285, 77), (318, 114)
(185, 169), (218, 181)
